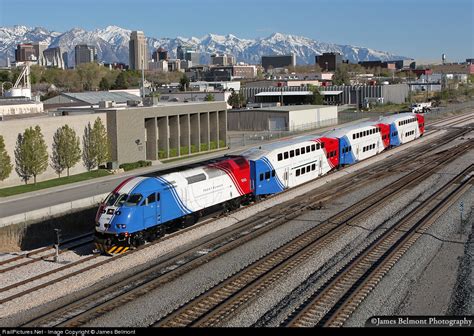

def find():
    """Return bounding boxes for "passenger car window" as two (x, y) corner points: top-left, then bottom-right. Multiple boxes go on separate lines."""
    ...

(290, 150), (295, 158)
(278, 153), (283, 161)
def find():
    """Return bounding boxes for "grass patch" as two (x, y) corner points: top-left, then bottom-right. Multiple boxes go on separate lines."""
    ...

(0, 169), (111, 197)
(366, 102), (410, 113)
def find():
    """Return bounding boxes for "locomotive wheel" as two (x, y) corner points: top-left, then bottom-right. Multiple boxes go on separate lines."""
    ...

(132, 233), (146, 247)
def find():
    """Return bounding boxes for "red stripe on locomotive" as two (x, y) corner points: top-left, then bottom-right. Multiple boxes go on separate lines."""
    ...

(112, 176), (136, 194)
(209, 156), (252, 195)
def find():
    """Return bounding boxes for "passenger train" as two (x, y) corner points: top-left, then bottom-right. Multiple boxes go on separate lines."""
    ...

(94, 113), (424, 255)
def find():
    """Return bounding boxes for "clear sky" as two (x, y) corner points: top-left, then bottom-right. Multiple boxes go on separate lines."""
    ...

(1, 0), (472, 63)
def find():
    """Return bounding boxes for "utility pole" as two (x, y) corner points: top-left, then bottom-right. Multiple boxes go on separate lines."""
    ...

(141, 57), (145, 99)
(53, 228), (61, 263)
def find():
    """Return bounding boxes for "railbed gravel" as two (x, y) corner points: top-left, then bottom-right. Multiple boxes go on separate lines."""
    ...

(222, 153), (469, 327)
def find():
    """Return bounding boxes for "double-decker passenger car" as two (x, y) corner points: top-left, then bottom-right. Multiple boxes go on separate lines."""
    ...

(379, 113), (425, 147)
(323, 121), (390, 165)
(241, 135), (338, 196)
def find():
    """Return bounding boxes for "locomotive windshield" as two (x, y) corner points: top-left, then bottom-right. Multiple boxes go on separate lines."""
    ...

(104, 193), (142, 207)
(124, 194), (143, 206)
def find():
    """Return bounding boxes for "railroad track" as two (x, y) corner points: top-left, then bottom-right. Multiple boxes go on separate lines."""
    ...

(151, 140), (473, 327)
(12, 128), (473, 326)
(0, 233), (94, 272)
(426, 110), (473, 126)
(283, 165), (473, 327)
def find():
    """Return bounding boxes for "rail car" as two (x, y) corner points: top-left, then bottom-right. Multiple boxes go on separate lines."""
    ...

(95, 113), (425, 255)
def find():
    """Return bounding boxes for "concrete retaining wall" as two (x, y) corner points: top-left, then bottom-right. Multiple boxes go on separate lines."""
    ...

(0, 192), (108, 229)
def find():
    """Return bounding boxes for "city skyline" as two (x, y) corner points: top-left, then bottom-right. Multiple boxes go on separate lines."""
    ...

(0, 0), (472, 63)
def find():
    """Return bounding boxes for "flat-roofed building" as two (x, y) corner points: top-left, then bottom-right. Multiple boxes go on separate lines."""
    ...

(75, 44), (97, 66)
(315, 52), (342, 71)
(228, 105), (337, 131)
(262, 54), (296, 71)
(105, 101), (227, 163)
(15, 44), (36, 62)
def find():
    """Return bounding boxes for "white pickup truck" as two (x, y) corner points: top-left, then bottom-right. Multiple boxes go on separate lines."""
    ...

(411, 102), (432, 113)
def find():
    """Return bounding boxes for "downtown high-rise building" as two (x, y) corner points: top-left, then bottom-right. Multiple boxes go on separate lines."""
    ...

(75, 44), (97, 67)
(129, 31), (148, 70)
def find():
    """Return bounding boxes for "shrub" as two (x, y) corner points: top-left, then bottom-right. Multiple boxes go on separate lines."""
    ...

(119, 160), (151, 171)
(169, 148), (178, 158)
(200, 143), (209, 151)
(180, 146), (189, 155)
(209, 141), (217, 150)
(158, 150), (167, 159)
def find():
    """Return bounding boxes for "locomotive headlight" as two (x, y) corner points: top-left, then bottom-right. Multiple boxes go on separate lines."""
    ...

(115, 210), (121, 215)
(116, 224), (127, 229)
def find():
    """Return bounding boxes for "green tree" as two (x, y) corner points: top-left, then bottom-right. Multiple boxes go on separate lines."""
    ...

(308, 86), (324, 105)
(14, 126), (48, 184)
(99, 77), (110, 91)
(76, 63), (98, 91)
(0, 135), (12, 181)
(204, 93), (215, 101)
(92, 117), (110, 169)
(113, 71), (128, 89)
(51, 125), (81, 177)
(227, 90), (245, 108)
(82, 122), (96, 171)
(179, 74), (190, 91)
(332, 64), (351, 85)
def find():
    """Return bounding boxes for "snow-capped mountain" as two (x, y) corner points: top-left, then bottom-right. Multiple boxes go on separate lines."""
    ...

(0, 25), (409, 66)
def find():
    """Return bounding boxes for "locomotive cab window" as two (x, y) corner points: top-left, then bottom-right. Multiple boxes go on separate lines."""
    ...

(260, 173), (264, 181)
(142, 193), (159, 206)
(265, 172), (270, 180)
(272, 170), (276, 177)
(124, 194), (143, 207)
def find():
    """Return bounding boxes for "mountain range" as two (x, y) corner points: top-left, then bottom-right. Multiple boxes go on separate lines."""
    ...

(0, 25), (410, 67)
